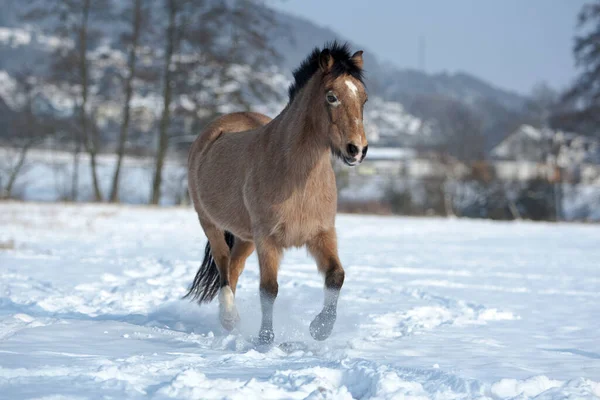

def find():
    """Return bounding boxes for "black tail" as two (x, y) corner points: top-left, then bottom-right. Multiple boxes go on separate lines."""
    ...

(184, 231), (235, 303)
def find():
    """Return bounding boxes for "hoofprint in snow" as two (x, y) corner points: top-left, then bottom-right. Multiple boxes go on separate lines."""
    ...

(1, 203), (599, 399)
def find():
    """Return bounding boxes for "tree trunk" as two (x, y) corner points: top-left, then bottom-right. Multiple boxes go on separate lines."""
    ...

(79, 0), (103, 202)
(150, 0), (177, 205)
(443, 178), (455, 217)
(554, 181), (562, 222)
(4, 80), (35, 199)
(441, 159), (455, 217)
(4, 142), (33, 198)
(507, 197), (521, 220)
(71, 127), (81, 201)
(109, 0), (142, 203)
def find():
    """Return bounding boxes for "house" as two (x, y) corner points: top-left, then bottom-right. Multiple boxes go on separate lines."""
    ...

(491, 124), (600, 183)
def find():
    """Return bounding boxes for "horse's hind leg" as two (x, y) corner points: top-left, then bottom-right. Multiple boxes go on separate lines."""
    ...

(201, 220), (239, 331)
(307, 228), (345, 341)
(229, 239), (255, 294)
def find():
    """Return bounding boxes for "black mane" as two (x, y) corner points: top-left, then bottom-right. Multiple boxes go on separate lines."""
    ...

(287, 41), (364, 102)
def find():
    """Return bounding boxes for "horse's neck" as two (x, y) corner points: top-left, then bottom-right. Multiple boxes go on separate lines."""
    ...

(262, 85), (331, 178)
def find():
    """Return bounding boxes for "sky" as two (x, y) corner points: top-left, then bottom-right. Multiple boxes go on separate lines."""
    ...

(270, 0), (588, 96)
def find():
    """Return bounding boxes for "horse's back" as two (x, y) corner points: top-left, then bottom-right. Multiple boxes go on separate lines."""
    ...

(188, 110), (271, 175)
(189, 112), (271, 160)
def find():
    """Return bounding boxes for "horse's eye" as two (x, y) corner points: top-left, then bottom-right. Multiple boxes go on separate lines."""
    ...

(326, 93), (338, 104)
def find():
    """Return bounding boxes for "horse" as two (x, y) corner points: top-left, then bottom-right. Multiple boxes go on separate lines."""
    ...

(185, 41), (368, 344)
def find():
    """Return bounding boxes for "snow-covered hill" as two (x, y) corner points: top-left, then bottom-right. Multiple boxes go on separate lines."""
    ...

(0, 0), (533, 149)
(0, 23), (425, 146)
(268, 9), (527, 111)
(1, 202), (599, 399)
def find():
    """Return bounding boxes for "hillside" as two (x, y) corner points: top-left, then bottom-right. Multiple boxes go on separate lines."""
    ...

(270, 11), (526, 109)
(268, 9), (529, 150)
(0, 0), (530, 151)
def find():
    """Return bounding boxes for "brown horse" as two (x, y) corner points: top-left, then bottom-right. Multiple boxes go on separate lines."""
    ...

(186, 42), (368, 344)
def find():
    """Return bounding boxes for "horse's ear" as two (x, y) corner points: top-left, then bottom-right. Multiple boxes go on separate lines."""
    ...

(319, 49), (333, 72)
(351, 50), (364, 69)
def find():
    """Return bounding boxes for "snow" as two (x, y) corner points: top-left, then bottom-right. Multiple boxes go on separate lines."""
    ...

(364, 98), (430, 142)
(0, 27), (32, 47)
(1, 202), (599, 399)
(0, 147), (188, 205)
(0, 70), (18, 108)
(362, 147), (416, 161)
(0, 27), (64, 49)
(1, 24), (425, 147)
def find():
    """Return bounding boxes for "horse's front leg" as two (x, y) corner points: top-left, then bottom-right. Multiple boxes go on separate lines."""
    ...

(256, 237), (282, 345)
(307, 228), (345, 341)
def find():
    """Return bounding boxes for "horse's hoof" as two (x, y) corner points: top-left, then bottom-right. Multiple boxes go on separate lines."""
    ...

(258, 328), (274, 345)
(220, 308), (240, 331)
(309, 310), (336, 341)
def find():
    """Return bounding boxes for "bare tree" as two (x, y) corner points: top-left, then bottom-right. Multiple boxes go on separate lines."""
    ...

(526, 82), (559, 129)
(437, 100), (485, 163)
(1, 140), (36, 199)
(150, 0), (179, 205)
(23, 0), (112, 201)
(1, 72), (41, 198)
(408, 95), (485, 162)
(219, 0), (283, 107)
(525, 83), (565, 221)
(149, 0), (283, 205)
(109, 0), (152, 202)
(78, 0), (103, 201)
(408, 95), (485, 216)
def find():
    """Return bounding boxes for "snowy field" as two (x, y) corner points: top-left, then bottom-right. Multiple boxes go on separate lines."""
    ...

(1, 202), (599, 399)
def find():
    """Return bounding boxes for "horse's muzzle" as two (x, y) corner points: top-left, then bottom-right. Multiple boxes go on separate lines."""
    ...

(343, 144), (368, 166)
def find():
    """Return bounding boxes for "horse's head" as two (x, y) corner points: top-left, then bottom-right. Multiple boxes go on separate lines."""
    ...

(319, 45), (368, 166)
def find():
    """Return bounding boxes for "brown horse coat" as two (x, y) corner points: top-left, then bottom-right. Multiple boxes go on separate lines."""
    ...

(186, 42), (368, 343)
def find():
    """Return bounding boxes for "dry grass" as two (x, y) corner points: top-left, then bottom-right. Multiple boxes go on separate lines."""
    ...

(337, 200), (393, 215)
(0, 239), (15, 250)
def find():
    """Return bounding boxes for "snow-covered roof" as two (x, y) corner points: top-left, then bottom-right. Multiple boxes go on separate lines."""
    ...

(491, 124), (600, 166)
(364, 147), (417, 161)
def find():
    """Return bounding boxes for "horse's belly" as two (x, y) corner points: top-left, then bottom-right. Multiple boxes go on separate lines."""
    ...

(203, 201), (253, 241)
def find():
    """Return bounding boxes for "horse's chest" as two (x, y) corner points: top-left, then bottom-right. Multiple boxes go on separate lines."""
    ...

(272, 184), (336, 247)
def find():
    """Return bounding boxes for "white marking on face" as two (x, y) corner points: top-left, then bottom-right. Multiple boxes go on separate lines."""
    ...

(345, 80), (358, 98)
(355, 118), (362, 127)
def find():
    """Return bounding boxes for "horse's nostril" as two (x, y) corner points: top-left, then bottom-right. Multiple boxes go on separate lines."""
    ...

(347, 143), (359, 157)
(361, 145), (368, 159)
